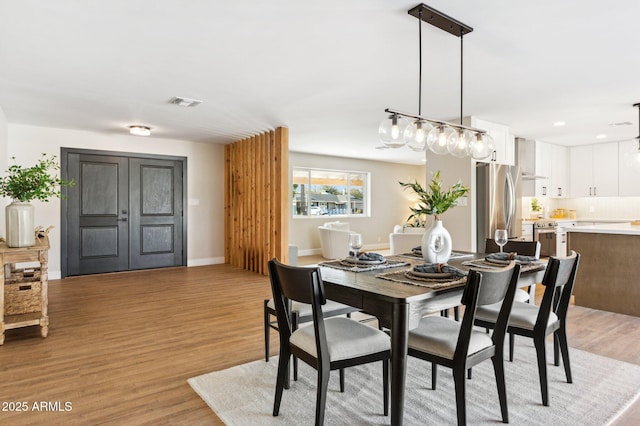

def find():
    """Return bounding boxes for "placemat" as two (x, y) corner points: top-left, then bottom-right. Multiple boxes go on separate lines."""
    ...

(376, 269), (467, 289)
(319, 258), (410, 273)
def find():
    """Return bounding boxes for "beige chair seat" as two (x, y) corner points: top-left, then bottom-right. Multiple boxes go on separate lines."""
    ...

(514, 288), (531, 303)
(408, 316), (493, 360)
(291, 317), (390, 361)
(476, 301), (559, 331)
(266, 299), (352, 317)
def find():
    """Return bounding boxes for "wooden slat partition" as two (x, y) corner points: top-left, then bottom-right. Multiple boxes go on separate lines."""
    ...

(224, 127), (289, 274)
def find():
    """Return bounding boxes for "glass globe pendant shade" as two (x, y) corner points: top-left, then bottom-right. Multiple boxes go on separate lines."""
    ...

(379, 113), (408, 148)
(447, 129), (474, 157)
(404, 119), (433, 152)
(470, 133), (494, 160)
(427, 125), (455, 155)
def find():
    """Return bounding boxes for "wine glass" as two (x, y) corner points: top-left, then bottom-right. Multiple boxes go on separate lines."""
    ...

(348, 233), (363, 259)
(429, 234), (444, 263)
(494, 229), (508, 253)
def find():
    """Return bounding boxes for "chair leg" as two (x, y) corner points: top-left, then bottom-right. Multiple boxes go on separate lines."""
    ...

(339, 368), (345, 392)
(467, 368), (472, 379)
(453, 367), (467, 426)
(491, 354), (509, 423)
(441, 309), (449, 318)
(431, 362), (437, 390)
(534, 336), (549, 406)
(264, 300), (270, 362)
(273, 347), (290, 416)
(454, 306), (460, 321)
(315, 366), (330, 426)
(292, 313), (299, 381)
(509, 333), (515, 362)
(557, 328), (573, 383)
(383, 359), (389, 416)
(553, 332), (560, 366)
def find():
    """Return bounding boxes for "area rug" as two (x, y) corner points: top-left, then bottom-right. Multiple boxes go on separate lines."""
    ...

(188, 340), (640, 425)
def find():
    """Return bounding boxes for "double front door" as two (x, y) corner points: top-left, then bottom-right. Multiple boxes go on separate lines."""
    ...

(63, 150), (186, 277)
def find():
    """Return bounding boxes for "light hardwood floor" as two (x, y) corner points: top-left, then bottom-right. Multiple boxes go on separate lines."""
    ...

(1, 261), (639, 425)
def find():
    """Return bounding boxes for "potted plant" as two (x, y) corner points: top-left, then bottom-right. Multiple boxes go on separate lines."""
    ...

(530, 197), (542, 219)
(399, 171), (469, 262)
(0, 153), (75, 247)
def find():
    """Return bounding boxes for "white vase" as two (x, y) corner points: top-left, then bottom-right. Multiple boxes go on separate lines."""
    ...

(6, 201), (35, 247)
(421, 219), (452, 263)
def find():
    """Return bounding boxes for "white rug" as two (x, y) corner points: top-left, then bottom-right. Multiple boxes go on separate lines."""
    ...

(189, 341), (640, 425)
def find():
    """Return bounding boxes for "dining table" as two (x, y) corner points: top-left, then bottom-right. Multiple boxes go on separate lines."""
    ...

(318, 252), (546, 426)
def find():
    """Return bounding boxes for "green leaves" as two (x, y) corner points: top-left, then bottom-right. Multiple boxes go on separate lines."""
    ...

(0, 153), (75, 202)
(399, 170), (469, 222)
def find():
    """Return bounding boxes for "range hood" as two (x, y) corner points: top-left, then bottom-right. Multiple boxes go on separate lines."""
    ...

(516, 138), (549, 180)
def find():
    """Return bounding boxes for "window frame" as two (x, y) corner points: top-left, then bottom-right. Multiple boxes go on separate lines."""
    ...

(291, 167), (370, 219)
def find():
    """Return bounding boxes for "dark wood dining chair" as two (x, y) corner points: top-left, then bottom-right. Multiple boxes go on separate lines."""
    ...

(474, 251), (580, 406)
(268, 259), (390, 425)
(407, 262), (521, 426)
(485, 238), (541, 304)
(264, 297), (357, 380)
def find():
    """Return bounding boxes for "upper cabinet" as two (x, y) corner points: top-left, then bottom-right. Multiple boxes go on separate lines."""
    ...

(568, 142), (618, 197)
(618, 140), (640, 196)
(463, 117), (514, 165)
(550, 144), (568, 198)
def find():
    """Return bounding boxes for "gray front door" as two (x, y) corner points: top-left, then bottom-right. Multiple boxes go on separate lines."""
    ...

(63, 150), (186, 277)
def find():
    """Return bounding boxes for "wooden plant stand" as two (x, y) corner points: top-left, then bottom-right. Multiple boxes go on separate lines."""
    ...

(0, 236), (49, 345)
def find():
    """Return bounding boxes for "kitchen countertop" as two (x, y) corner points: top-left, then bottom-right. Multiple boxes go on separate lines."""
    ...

(566, 222), (640, 235)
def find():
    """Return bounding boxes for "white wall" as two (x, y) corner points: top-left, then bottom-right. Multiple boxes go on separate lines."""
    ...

(424, 153), (476, 251)
(0, 107), (7, 231)
(6, 124), (226, 278)
(289, 152), (426, 255)
(523, 196), (640, 220)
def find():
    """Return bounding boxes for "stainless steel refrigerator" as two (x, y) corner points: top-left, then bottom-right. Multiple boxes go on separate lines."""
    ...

(476, 163), (522, 249)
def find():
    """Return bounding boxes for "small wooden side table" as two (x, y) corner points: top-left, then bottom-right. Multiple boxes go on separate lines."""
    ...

(0, 236), (49, 345)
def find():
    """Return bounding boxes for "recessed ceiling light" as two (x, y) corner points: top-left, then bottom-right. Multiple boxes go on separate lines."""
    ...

(129, 125), (151, 136)
(596, 134), (607, 139)
(553, 121), (566, 127)
(169, 96), (202, 107)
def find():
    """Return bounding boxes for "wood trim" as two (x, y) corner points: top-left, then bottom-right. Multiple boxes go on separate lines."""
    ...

(224, 127), (289, 274)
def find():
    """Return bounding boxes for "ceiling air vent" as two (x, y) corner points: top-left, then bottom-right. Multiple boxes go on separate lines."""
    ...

(608, 121), (632, 127)
(169, 96), (202, 107)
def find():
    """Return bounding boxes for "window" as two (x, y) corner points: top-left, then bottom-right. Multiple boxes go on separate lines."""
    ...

(292, 168), (368, 217)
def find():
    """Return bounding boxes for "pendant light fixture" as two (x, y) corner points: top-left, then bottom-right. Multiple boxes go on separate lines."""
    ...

(378, 3), (491, 159)
(625, 102), (640, 173)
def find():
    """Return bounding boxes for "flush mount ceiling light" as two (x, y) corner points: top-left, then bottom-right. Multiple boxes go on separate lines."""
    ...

(169, 96), (202, 107)
(129, 125), (151, 136)
(378, 3), (492, 159)
(624, 103), (640, 173)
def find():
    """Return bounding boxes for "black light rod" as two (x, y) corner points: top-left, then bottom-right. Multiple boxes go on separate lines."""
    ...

(384, 108), (487, 134)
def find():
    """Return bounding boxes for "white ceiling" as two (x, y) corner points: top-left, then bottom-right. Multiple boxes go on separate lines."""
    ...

(1, 0), (639, 165)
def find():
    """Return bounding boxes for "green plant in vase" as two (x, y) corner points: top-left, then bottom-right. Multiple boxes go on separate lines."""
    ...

(399, 171), (469, 263)
(0, 153), (75, 247)
(531, 197), (542, 218)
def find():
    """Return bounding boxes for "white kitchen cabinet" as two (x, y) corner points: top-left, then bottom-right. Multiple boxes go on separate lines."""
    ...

(569, 142), (618, 197)
(534, 141), (552, 197)
(464, 117), (514, 165)
(618, 139), (640, 196)
(550, 144), (568, 198)
(518, 139), (567, 198)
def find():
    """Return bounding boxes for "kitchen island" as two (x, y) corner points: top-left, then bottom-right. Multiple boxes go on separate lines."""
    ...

(567, 222), (640, 317)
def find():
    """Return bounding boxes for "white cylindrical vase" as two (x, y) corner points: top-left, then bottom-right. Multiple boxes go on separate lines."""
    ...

(421, 219), (452, 263)
(6, 201), (35, 247)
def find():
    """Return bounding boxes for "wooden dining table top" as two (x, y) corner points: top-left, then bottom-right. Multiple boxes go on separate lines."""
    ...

(318, 252), (546, 304)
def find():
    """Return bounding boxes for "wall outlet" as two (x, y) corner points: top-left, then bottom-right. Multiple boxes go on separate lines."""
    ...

(589, 205), (595, 213)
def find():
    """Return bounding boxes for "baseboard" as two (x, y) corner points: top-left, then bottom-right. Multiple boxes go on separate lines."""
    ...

(187, 257), (225, 267)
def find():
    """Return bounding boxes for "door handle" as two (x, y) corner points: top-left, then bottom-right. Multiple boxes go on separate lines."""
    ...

(117, 218), (128, 222)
